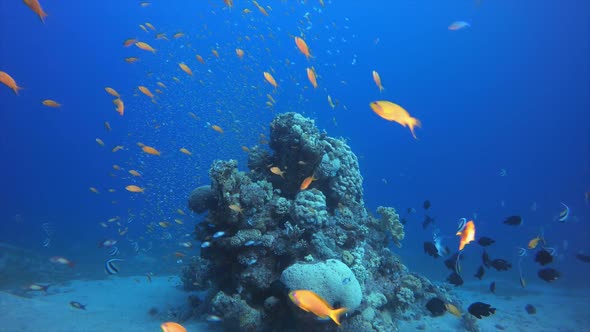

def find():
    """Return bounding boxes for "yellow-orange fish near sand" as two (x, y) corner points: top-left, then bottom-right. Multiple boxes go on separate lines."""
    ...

(369, 100), (421, 139)
(0, 71), (22, 95)
(306, 67), (318, 88)
(295, 37), (311, 59)
(372, 70), (384, 92)
(289, 290), (347, 326)
(23, 0), (48, 23)
(263, 71), (278, 88)
(179, 63), (193, 76)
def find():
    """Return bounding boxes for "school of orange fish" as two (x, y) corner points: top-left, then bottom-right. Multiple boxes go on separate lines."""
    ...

(1, 1), (486, 330)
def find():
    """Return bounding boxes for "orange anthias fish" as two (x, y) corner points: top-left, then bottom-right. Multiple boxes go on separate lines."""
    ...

(129, 170), (141, 177)
(212, 125), (224, 134)
(125, 185), (144, 193)
(263, 71), (278, 88)
(369, 100), (421, 139)
(138, 86), (154, 98)
(179, 63), (193, 76)
(113, 98), (124, 116)
(123, 38), (137, 47)
(23, 0), (48, 23)
(456, 220), (475, 251)
(295, 37), (311, 59)
(236, 48), (245, 58)
(161, 322), (186, 332)
(179, 148), (192, 155)
(300, 175), (316, 190)
(0, 71), (22, 95)
(42, 99), (61, 107)
(142, 145), (161, 156)
(135, 41), (156, 53)
(289, 290), (347, 326)
(306, 67), (318, 88)
(372, 70), (384, 92)
(105, 87), (120, 98)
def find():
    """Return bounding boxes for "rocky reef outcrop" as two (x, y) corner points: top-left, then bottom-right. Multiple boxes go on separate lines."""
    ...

(182, 113), (456, 331)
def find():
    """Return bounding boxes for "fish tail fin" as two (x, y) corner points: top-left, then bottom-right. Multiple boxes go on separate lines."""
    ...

(39, 11), (48, 23)
(14, 85), (23, 95)
(408, 117), (421, 139)
(329, 307), (347, 326)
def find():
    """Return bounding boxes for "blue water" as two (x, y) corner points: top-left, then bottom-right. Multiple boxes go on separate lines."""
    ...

(0, 0), (588, 306)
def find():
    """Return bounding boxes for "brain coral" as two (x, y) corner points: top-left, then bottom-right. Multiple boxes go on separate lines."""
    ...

(280, 259), (362, 312)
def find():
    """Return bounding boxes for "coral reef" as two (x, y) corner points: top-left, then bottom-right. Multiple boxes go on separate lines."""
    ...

(181, 113), (461, 331)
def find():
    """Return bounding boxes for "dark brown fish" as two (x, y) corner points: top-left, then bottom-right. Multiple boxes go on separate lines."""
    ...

(489, 281), (496, 294)
(535, 249), (553, 266)
(503, 215), (523, 226)
(468, 302), (496, 319)
(447, 272), (464, 286)
(474, 266), (485, 280)
(538, 268), (560, 282)
(525, 304), (536, 314)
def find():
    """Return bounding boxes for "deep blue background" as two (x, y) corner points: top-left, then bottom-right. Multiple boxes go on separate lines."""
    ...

(0, 0), (588, 285)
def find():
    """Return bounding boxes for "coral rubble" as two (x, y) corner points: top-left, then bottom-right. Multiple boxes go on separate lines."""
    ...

(183, 113), (458, 331)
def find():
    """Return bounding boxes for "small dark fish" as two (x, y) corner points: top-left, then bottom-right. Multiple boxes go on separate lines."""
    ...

(423, 200), (431, 210)
(535, 249), (553, 266)
(575, 253), (590, 263)
(474, 266), (485, 280)
(70, 301), (86, 310)
(468, 302), (496, 319)
(491, 259), (512, 271)
(489, 281), (496, 294)
(482, 250), (491, 268)
(503, 215), (523, 226)
(424, 241), (439, 258)
(538, 268), (560, 282)
(425, 298), (446, 317)
(400, 217), (408, 225)
(445, 252), (461, 272)
(407, 207), (416, 214)
(422, 215), (435, 229)
(477, 237), (495, 247)
(525, 304), (536, 314)
(447, 272), (464, 286)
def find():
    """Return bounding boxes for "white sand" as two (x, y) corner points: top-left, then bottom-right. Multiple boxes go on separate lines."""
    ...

(0, 276), (210, 332)
(399, 281), (590, 332)
(1, 277), (588, 332)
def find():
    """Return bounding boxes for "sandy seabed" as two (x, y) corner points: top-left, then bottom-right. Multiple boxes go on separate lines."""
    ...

(1, 276), (589, 332)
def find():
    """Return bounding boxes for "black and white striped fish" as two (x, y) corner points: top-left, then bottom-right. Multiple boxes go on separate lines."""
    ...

(108, 246), (120, 256)
(105, 259), (124, 275)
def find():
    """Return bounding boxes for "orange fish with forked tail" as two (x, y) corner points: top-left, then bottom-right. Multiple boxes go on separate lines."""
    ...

(0, 71), (22, 95)
(23, 0), (48, 23)
(372, 70), (384, 92)
(289, 290), (347, 326)
(369, 100), (421, 139)
(295, 37), (311, 59)
(456, 220), (475, 251)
